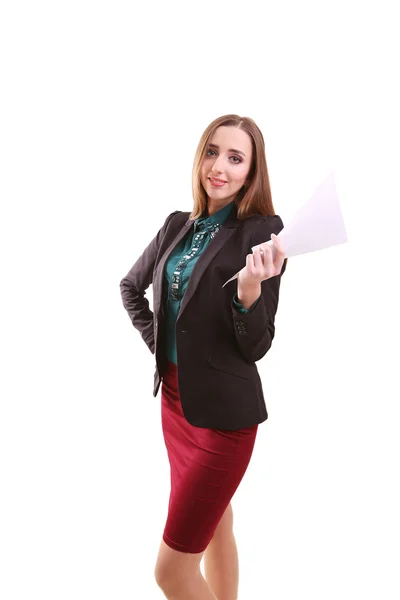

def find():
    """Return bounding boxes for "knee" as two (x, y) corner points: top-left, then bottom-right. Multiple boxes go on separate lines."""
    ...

(154, 560), (183, 594)
(154, 540), (203, 593)
(154, 562), (170, 593)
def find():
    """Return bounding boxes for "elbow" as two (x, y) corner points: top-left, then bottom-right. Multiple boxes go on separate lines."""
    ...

(249, 326), (275, 363)
(119, 277), (129, 300)
(236, 331), (274, 364)
(251, 341), (273, 363)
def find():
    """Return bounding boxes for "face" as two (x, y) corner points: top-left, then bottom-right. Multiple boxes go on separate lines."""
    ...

(200, 126), (253, 211)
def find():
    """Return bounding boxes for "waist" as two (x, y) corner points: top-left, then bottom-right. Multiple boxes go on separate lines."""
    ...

(164, 358), (178, 374)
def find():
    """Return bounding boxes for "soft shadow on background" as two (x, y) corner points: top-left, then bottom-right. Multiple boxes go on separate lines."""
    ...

(1, 1), (399, 598)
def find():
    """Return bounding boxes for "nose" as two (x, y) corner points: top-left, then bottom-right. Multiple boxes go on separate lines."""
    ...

(210, 154), (225, 175)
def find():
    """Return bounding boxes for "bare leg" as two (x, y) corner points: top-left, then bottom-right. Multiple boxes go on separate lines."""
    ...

(204, 503), (239, 600)
(155, 540), (217, 600)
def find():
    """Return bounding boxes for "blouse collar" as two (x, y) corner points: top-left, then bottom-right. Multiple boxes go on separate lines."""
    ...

(194, 200), (235, 233)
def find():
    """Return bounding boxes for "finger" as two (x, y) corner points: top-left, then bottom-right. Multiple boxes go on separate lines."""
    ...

(252, 246), (265, 270)
(245, 252), (256, 273)
(260, 241), (273, 257)
(270, 236), (286, 273)
(253, 247), (275, 280)
(258, 243), (273, 269)
(271, 233), (285, 256)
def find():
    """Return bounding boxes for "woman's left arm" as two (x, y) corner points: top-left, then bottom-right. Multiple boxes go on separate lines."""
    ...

(232, 215), (287, 363)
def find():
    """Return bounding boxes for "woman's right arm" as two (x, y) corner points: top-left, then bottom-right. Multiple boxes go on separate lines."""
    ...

(119, 211), (179, 353)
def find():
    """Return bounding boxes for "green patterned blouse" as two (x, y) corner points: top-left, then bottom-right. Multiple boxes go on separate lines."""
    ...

(163, 201), (261, 364)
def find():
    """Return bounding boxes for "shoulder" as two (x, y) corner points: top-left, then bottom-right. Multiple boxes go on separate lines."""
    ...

(241, 214), (284, 244)
(162, 210), (191, 230)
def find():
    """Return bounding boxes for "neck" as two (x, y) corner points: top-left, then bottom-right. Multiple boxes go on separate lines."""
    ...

(207, 199), (232, 217)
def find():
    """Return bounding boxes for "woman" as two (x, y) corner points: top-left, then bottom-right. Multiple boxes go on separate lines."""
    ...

(120, 114), (287, 599)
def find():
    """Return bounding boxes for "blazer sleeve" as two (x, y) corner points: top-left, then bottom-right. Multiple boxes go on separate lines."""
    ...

(231, 215), (287, 363)
(232, 293), (261, 314)
(120, 211), (179, 354)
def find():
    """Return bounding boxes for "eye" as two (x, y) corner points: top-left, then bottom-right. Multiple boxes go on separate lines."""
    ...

(206, 149), (242, 164)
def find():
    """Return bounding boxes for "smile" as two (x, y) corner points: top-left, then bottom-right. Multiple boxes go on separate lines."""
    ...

(209, 178), (227, 187)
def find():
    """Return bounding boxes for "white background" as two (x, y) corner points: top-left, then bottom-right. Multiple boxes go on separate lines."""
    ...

(1, 1), (399, 598)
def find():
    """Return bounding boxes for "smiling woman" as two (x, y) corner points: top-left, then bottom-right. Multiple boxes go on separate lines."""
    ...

(120, 113), (287, 599)
(199, 127), (253, 213)
(191, 113), (275, 220)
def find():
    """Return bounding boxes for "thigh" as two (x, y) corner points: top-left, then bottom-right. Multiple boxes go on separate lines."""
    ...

(163, 428), (256, 553)
(161, 365), (258, 554)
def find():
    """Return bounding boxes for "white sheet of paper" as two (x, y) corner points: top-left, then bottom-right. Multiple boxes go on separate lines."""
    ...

(222, 172), (348, 287)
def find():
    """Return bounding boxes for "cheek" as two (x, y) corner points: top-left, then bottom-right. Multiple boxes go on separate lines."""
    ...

(230, 166), (249, 185)
(200, 163), (208, 182)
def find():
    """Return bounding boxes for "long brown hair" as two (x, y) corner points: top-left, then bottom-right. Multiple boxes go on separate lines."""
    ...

(190, 114), (276, 220)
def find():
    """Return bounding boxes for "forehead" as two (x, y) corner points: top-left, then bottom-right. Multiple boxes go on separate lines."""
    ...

(208, 126), (252, 154)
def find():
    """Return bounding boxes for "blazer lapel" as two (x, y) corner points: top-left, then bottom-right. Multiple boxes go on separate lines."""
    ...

(153, 217), (193, 315)
(177, 208), (240, 319)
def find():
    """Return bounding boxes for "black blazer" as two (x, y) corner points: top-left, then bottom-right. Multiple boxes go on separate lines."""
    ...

(120, 203), (286, 430)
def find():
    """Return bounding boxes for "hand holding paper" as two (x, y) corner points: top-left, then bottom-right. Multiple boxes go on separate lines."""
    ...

(236, 233), (287, 291)
(222, 172), (348, 287)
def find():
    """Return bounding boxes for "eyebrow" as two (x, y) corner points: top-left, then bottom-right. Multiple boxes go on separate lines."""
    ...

(208, 143), (246, 157)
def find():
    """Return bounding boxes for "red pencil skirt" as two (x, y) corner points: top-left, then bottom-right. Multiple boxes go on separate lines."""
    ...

(161, 359), (258, 554)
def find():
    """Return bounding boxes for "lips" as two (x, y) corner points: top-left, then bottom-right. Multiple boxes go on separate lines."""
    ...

(209, 177), (227, 186)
